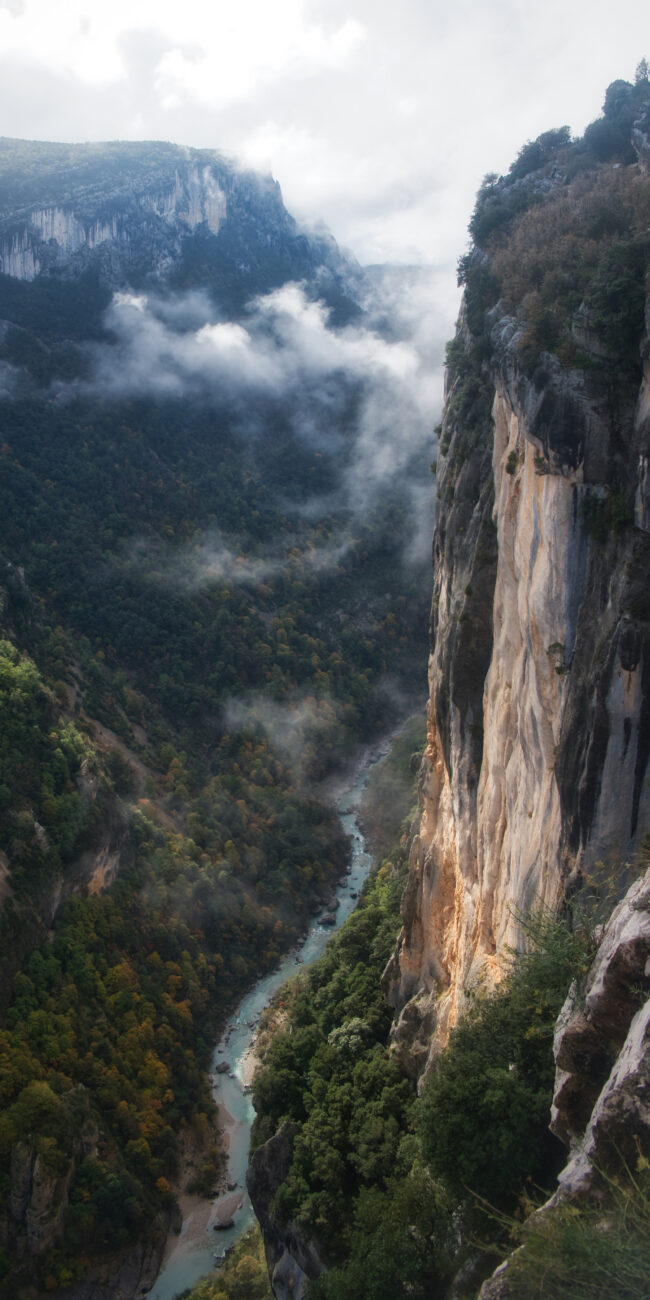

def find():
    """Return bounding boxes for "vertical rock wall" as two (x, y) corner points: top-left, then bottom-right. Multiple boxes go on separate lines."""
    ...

(386, 307), (650, 1067)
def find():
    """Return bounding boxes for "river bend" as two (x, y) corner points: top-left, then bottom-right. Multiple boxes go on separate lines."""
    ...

(147, 746), (384, 1299)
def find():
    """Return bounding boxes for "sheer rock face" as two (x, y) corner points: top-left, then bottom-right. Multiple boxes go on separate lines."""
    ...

(386, 297), (650, 1070)
(0, 151), (235, 282)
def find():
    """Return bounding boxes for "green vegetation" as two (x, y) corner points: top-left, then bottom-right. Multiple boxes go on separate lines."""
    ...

(183, 1224), (271, 1300)
(252, 889), (597, 1299)
(0, 598), (364, 1288)
(459, 75), (650, 378)
(0, 638), (95, 884)
(0, 739), (349, 1291)
(582, 486), (632, 541)
(248, 717), (597, 1298)
(251, 857), (411, 1227)
(0, 171), (429, 1291)
(417, 909), (595, 1209)
(0, 389), (426, 764)
(443, 332), (493, 446)
(494, 1166), (650, 1300)
(244, 70), (650, 1300)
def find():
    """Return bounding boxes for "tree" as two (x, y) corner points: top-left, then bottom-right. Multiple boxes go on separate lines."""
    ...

(635, 57), (649, 84)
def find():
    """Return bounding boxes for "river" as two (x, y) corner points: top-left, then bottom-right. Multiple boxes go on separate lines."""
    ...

(146, 737), (393, 1300)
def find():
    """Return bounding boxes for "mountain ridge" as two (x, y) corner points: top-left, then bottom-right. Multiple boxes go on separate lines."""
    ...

(0, 136), (362, 323)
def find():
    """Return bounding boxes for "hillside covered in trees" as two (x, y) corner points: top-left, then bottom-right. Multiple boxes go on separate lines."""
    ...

(0, 140), (432, 1296)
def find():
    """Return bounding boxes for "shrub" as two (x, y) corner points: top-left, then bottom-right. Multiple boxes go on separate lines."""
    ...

(488, 166), (650, 370)
(418, 909), (595, 1209)
(582, 487), (632, 541)
(497, 1166), (650, 1299)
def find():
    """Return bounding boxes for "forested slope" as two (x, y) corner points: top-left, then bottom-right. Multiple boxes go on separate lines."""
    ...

(0, 140), (431, 1296)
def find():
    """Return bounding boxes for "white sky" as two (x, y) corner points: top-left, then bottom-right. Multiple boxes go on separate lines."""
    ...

(0, 0), (645, 293)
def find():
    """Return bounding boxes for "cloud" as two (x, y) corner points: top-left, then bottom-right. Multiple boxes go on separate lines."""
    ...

(0, 359), (26, 398)
(0, 1), (365, 103)
(0, 0), (644, 276)
(88, 282), (419, 399)
(70, 277), (439, 537)
(121, 533), (353, 590)
(153, 10), (365, 111)
(223, 692), (343, 779)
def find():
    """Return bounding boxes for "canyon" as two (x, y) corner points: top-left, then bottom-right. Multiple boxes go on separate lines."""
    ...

(1, 70), (650, 1300)
(249, 74), (650, 1299)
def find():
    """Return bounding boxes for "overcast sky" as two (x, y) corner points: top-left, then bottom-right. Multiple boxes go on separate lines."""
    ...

(0, 0), (645, 305)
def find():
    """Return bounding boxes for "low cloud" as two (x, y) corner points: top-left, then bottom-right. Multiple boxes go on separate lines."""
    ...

(71, 273), (441, 564)
(121, 532), (352, 589)
(86, 281), (420, 401)
(223, 692), (341, 777)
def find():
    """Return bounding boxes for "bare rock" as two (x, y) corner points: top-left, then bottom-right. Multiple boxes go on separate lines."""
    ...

(551, 867), (650, 1149)
(247, 1123), (324, 1300)
(558, 995), (650, 1198)
(9, 1141), (74, 1257)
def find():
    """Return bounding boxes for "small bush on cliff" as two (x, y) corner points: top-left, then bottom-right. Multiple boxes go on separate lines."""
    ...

(495, 1164), (650, 1299)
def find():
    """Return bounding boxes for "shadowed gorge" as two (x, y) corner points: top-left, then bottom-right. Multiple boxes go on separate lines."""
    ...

(2, 63), (650, 1300)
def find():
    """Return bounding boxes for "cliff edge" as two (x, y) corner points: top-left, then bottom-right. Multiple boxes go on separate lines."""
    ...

(387, 74), (650, 1067)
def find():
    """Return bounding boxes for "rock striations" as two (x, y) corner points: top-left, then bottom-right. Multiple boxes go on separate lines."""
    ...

(479, 862), (650, 1298)
(386, 101), (650, 1070)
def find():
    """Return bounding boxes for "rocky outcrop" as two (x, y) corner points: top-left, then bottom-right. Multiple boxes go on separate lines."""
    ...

(551, 865), (650, 1188)
(45, 1210), (178, 1300)
(247, 1125), (325, 1300)
(1, 1087), (177, 1300)
(479, 866), (650, 1298)
(0, 158), (226, 282)
(3, 1092), (96, 1260)
(386, 182), (650, 1069)
(9, 1141), (75, 1255)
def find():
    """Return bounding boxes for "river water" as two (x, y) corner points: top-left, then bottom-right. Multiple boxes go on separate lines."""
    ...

(147, 740), (391, 1300)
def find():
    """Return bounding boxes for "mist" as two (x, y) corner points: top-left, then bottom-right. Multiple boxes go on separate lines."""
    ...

(75, 268), (444, 574)
(119, 532), (353, 590)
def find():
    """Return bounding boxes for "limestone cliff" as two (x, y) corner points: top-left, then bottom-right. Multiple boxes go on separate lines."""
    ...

(387, 88), (650, 1068)
(0, 137), (360, 315)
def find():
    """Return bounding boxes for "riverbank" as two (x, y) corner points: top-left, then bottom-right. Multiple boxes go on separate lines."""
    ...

(146, 712), (424, 1299)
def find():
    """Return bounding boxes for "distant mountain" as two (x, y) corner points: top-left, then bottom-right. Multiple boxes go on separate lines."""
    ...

(0, 136), (362, 320)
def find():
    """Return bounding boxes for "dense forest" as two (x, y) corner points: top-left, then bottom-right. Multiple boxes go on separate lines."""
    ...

(0, 140), (431, 1295)
(247, 747), (601, 1298)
